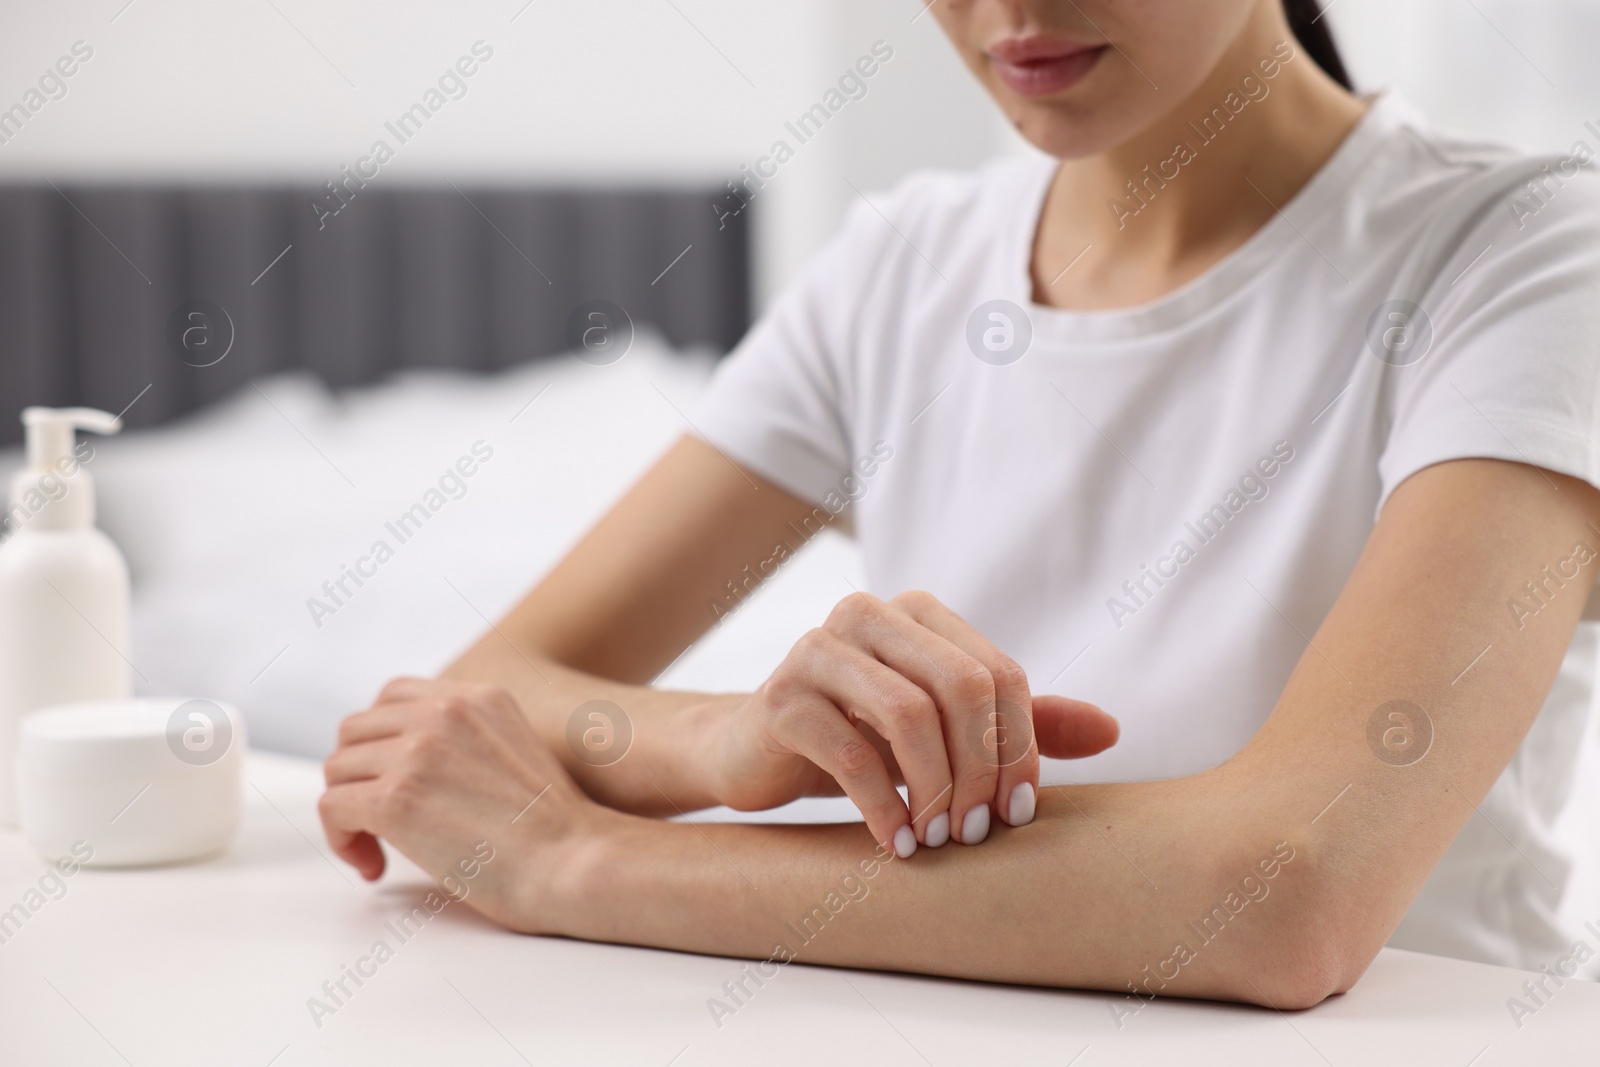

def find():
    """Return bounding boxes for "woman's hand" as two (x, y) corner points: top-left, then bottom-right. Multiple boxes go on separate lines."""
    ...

(710, 590), (1119, 857)
(318, 677), (608, 933)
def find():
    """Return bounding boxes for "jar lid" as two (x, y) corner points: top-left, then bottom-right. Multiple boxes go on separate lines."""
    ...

(20, 698), (246, 778)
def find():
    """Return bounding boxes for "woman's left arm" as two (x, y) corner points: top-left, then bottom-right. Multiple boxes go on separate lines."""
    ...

(319, 457), (1600, 1008)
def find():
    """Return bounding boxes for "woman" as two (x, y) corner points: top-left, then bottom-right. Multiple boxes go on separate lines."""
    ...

(317, 0), (1600, 1006)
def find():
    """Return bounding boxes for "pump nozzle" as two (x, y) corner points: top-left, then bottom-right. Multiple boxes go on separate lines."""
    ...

(22, 408), (122, 471)
(8, 407), (122, 532)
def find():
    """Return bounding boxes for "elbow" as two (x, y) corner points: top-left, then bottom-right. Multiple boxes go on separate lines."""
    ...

(1220, 840), (1380, 1010)
(1242, 927), (1361, 1010)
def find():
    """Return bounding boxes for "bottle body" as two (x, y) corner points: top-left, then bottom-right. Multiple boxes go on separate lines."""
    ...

(0, 526), (131, 824)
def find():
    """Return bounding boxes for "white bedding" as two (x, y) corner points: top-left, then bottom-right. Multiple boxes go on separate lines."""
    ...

(1, 335), (863, 759)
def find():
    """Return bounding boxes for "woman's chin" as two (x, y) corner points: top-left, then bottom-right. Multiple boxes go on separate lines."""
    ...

(1001, 104), (1139, 162)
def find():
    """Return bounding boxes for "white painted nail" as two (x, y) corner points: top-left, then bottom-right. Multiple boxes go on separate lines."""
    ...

(925, 811), (950, 848)
(893, 824), (917, 858)
(1008, 782), (1036, 827)
(960, 804), (990, 845)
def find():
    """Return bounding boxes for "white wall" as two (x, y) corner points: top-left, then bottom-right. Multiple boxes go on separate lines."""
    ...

(1328, 0), (1600, 155)
(1, 1), (1595, 311)
(0, 0), (1007, 308)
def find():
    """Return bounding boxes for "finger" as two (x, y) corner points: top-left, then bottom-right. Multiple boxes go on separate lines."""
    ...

(318, 782), (389, 880)
(838, 597), (1006, 843)
(891, 591), (1041, 832)
(324, 737), (403, 785)
(793, 634), (954, 847)
(777, 692), (915, 857)
(335, 704), (412, 747)
(1033, 695), (1120, 759)
(341, 832), (386, 881)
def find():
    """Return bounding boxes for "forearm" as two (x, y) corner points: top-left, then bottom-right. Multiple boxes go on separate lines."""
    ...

(442, 636), (742, 816)
(546, 770), (1340, 1009)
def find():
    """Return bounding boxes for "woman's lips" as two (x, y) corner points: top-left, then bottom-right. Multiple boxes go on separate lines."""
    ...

(988, 41), (1109, 98)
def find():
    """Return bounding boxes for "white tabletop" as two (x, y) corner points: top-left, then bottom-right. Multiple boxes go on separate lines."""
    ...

(0, 752), (1594, 1066)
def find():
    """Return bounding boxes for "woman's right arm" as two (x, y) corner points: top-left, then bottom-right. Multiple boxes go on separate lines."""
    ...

(438, 434), (814, 815)
(428, 434), (1117, 854)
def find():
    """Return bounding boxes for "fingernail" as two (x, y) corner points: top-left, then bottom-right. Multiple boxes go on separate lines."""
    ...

(1008, 783), (1036, 826)
(925, 811), (950, 848)
(960, 804), (990, 845)
(893, 824), (918, 858)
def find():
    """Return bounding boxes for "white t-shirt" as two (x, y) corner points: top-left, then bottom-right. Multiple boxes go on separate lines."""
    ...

(693, 93), (1600, 970)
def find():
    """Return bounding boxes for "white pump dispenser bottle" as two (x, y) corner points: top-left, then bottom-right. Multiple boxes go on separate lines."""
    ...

(0, 407), (131, 824)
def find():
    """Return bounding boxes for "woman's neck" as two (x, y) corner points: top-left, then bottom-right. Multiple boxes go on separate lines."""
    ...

(1031, 14), (1367, 311)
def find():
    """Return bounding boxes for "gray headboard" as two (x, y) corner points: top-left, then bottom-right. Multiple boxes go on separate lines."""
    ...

(0, 183), (750, 445)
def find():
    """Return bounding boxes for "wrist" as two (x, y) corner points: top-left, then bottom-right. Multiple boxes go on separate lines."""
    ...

(535, 805), (656, 940)
(680, 693), (744, 810)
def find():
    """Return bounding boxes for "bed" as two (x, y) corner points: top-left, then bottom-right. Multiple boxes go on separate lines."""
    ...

(0, 182), (863, 759)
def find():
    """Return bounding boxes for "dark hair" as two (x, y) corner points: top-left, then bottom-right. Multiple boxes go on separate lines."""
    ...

(1282, 0), (1353, 91)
